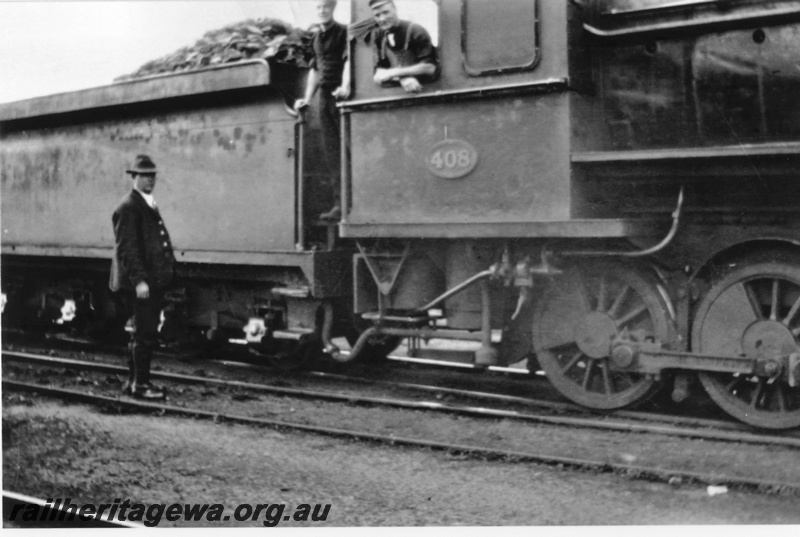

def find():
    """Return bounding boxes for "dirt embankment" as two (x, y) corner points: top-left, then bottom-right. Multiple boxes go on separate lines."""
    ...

(4, 398), (800, 527)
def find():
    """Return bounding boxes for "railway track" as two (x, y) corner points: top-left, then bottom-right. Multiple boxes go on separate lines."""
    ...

(2, 333), (762, 428)
(4, 350), (800, 449)
(4, 375), (799, 497)
(294, 367), (779, 432)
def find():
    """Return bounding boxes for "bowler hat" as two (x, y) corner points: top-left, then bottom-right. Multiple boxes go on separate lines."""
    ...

(126, 154), (158, 175)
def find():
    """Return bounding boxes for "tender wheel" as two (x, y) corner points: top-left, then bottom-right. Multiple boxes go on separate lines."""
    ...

(533, 260), (674, 409)
(693, 259), (800, 429)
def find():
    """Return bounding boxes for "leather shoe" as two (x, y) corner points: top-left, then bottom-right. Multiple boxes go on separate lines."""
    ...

(319, 206), (341, 221)
(132, 382), (166, 400)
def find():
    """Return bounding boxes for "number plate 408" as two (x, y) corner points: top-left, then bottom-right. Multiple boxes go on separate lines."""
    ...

(425, 139), (479, 179)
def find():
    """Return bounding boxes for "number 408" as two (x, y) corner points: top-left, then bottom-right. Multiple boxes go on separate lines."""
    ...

(430, 148), (472, 169)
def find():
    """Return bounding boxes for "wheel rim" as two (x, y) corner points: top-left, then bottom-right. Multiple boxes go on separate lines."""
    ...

(694, 261), (800, 429)
(533, 261), (673, 409)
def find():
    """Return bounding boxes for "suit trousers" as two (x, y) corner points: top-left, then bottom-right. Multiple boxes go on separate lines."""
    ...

(119, 288), (164, 385)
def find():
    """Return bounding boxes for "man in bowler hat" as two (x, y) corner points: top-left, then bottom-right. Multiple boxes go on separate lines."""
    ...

(110, 154), (175, 399)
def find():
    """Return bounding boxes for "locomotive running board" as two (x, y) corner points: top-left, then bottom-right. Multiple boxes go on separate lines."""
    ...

(340, 219), (662, 239)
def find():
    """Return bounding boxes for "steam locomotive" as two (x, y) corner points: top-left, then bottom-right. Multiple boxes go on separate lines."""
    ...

(3, 0), (800, 429)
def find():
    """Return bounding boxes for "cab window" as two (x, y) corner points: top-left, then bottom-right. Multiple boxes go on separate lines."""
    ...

(393, 0), (439, 44)
(462, 0), (539, 76)
(350, 0), (440, 98)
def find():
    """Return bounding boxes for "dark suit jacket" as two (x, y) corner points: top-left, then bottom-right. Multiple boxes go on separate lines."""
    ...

(109, 190), (175, 292)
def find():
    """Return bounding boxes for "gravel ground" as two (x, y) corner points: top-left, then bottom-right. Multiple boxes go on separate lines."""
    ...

(4, 355), (800, 488)
(4, 399), (800, 528)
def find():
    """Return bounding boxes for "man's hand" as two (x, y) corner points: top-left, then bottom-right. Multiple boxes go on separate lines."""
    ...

(294, 99), (310, 112)
(399, 76), (422, 93)
(332, 83), (351, 100)
(135, 281), (150, 299)
(373, 68), (396, 84)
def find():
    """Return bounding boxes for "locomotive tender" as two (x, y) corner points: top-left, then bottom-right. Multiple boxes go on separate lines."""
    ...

(3, 0), (800, 429)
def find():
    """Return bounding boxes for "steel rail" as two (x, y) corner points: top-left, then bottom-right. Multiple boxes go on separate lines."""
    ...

(3, 380), (798, 497)
(4, 350), (800, 447)
(0, 343), (781, 432)
(223, 358), (758, 432)
(6, 338), (777, 433)
(301, 369), (763, 432)
(225, 358), (796, 433)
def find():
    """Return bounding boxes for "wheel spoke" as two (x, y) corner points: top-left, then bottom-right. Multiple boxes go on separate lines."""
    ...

(751, 378), (765, 409)
(725, 375), (742, 393)
(561, 352), (584, 374)
(575, 271), (593, 314)
(695, 259), (800, 428)
(601, 362), (613, 394)
(608, 285), (631, 318)
(597, 276), (608, 313)
(743, 282), (765, 320)
(535, 261), (666, 410)
(783, 295), (800, 326)
(582, 360), (595, 390)
(615, 372), (637, 390)
(775, 384), (787, 413)
(770, 279), (780, 321)
(614, 303), (648, 329)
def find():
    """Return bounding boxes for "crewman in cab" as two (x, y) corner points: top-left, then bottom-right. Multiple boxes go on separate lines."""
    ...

(368, 0), (439, 93)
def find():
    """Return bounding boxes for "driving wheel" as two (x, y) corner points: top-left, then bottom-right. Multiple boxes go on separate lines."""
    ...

(693, 258), (800, 429)
(533, 260), (674, 409)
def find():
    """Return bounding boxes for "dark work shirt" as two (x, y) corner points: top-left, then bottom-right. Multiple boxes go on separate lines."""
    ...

(309, 21), (348, 88)
(372, 20), (438, 80)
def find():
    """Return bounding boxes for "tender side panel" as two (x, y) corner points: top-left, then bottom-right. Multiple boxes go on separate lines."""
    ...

(1, 90), (297, 257)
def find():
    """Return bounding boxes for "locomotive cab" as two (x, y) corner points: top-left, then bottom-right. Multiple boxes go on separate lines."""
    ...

(341, 0), (626, 341)
(342, 0), (576, 235)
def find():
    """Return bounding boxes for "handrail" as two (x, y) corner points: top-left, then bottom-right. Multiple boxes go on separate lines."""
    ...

(339, 78), (568, 112)
(583, 5), (800, 38)
(560, 187), (684, 258)
(601, 0), (724, 17)
(296, 108), (307, 251)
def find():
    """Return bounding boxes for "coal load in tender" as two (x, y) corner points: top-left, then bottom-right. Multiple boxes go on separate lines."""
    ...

(115, 17), (314, 81)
